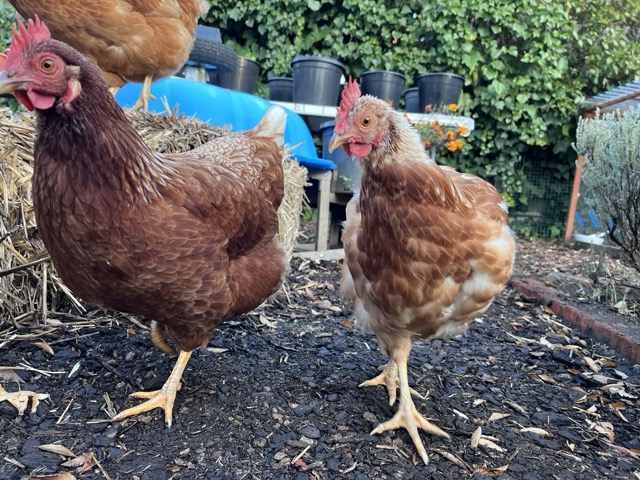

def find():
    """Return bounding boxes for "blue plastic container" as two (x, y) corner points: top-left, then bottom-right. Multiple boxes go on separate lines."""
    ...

(115, 77), (336, 171)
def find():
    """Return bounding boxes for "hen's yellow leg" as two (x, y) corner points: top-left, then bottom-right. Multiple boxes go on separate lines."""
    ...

(369, 341), (450, 465)
(359, 361), (423, 406)
(131, 75), (156, 111)
(112, 349), (192, 427)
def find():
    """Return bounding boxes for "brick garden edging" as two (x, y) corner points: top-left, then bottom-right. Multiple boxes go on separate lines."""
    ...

(510, 277), (640, 364)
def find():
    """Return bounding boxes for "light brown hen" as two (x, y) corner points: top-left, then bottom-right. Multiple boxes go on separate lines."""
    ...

(329, 79), (515, 464)
(7, 0), (206, 109)
(0, 17), (287, 426)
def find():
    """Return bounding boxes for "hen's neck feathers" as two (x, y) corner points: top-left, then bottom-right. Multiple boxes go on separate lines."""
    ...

(34, 40), (173, 202)
(360, 106), (474, 211)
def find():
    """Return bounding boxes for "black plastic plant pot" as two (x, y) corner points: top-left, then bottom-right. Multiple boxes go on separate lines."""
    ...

(216, 56), (261, 94)
(404, 87), (420, 113)
(416, 72), (464, 111)
(359, 70), (405, 109)
(292, 55), (346, 106)
(268, 77), (294, 102)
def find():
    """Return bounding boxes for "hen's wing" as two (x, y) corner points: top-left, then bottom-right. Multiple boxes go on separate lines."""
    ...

(36, 108), (286, 350)
(9, 0), (203, 85)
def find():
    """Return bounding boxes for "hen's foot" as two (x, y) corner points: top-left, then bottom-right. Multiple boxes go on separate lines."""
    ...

(111, 350), (192, 427)
(371, 398), (450, 465)
(131, 75), (156, 111)
(359, 362), (423, 406)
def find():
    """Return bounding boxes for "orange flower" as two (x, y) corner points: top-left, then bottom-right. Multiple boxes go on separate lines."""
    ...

(423, 140), (431, 148)
(446, 130), (455, 141)
(458, 125), (467, 135)
(424, 104), (432, 112)
(448, 103), (458, 112)
(446, 141), (458, 152)
(455, 138), (463, 149)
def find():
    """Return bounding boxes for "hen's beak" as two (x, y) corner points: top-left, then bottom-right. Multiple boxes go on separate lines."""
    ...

(0, 72), (29, 96)
(328, 132), (352, 153)
(0, 54), (29, 95)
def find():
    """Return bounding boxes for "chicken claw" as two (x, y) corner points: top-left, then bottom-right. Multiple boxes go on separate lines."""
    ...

(131, 74), (156, 111)
(112, 349), (192, 427)
(370, 358), (450, 465)
(359, 361), (423, 406)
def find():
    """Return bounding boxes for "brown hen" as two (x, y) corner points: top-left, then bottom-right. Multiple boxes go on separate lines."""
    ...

(329, 79), (515, 464)
(0, 17), (287, 426)
(8, 0), (206, 109)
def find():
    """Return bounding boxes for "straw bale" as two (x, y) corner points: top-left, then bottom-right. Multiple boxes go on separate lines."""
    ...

(0, 106), (306, 330)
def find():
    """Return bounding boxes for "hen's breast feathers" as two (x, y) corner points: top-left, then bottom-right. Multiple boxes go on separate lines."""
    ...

(343, 158), (515, 339)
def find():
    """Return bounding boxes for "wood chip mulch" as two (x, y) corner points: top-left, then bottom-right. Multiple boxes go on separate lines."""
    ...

(0, 239), (639, 479)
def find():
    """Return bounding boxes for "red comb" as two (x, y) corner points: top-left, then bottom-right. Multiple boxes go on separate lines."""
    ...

(11, 15), (51, 51)
(335, 77), (361, 131)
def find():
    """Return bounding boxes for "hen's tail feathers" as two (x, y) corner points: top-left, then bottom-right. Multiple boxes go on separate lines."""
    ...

(253, 106), (287, 148)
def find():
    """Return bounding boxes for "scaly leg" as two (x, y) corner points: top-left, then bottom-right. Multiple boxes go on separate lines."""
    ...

(131, 75), (156, 111)
(111, 349), (192, 427)
(369, 338), (450, 465)
(359, 361), (423, 406)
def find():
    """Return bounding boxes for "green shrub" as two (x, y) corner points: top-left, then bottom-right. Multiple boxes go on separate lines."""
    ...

(575, 108), (640, 272)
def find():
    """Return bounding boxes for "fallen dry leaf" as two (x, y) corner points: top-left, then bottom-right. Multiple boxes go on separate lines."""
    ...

(61, 454), (88, 468)
(30, 473), (76, 480)
(606, 443), (640, 459)
(340, 319), (353, 328)
(0, 385), (49, 416)
(34, 341), (54, 356)
(609, 404), (629, 423)
(488, 412), (510, 422)
(478, 437), (506, 453)
(587, 420), (615, 442)
(538, 374), (558, 385)
(259, 314), (277, 329)
(614, 369), (629, 380)
(474, 465), (509, 477)
(37, 444), (76, 458)
(0, 369), (24, 384)
(471, 426), (482, 448)
(452, 409), (469, 421)
(520, 427), (553, 438)
(581, 356), (600, 373)
(206, 347), (229, 354)
(504, 400), (528, 416)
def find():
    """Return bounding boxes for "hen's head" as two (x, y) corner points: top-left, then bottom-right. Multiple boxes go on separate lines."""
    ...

(329, 78), (394, 158)
(0, 16), (83, 111)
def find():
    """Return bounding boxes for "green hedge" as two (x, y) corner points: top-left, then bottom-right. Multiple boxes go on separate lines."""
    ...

(204, 0), (640, 238)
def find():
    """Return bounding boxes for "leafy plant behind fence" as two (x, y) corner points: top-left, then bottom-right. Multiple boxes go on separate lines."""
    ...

(575, 108), (640, 272)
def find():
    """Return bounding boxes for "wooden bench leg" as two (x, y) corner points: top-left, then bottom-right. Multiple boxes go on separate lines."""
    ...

(314, 171), (332, 251)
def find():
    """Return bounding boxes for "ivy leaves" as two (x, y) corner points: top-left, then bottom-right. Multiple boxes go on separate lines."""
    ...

(201, 0), (640, 237)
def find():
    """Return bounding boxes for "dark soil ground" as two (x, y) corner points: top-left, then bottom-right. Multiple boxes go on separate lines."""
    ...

(1, 239), (639, 480)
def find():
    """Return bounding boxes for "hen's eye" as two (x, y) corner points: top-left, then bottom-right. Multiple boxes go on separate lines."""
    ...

(361, 116), (372, 127)
(40, 58), (55, 73)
